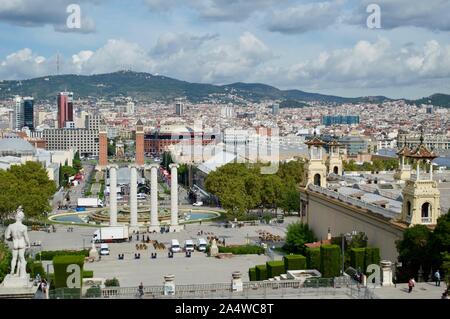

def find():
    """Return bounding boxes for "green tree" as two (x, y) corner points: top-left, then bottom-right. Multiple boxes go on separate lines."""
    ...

(278, 181), (300, 213)
(260, 175), (283, 212)
(396, 225), (433, 281)
(343, 160), (358, 171)
(284, 222), (316, 254)
(0, 162), (56, 220)
(107, 139), (115, 157)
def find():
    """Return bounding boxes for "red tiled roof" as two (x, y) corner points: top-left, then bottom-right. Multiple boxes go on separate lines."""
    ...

(304, 239), (331, 248)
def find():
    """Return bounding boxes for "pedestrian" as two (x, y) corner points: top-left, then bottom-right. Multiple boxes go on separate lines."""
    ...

(138, 282), (144, 298)
(408, 277), (415, 293)
(434, 270), (441, 287)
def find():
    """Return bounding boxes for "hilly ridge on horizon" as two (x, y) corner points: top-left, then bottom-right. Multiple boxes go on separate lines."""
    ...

(0, 70), (449, 107)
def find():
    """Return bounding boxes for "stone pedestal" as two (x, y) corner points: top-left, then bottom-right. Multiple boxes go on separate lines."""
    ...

(1, 274), (32, 288)
(89, 243), (99, 260)
(0, 274), (38, 299)
(381, 260), (394, 286)
(231, 272), (243, 292)
(210, 239), (219, 257)
(164, 275), (175, 296)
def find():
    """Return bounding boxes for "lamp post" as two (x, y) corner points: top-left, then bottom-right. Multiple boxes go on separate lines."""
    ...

(341, 231), (356, 275)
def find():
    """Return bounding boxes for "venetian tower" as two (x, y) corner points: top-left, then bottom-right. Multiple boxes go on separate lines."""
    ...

(400, 133), (441, 226)
(303, 132), (328, 188)
(394, 137), (412, 181)
(326, 139), (343, 176)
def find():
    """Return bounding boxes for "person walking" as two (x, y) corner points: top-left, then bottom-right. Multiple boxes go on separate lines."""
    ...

(138, 282), (144, 299)
(434, 270), (441, 287)
(408, 277), (415, 293)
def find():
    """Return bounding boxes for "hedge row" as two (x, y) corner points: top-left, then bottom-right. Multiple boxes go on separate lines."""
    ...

(0, 244), (12, 283)
(306, 247), (320, 270)
(320, 245), (341, 278)
(218, 245), (265, 255)
(364, 247), (381, 272)
(267, 261), (285, 278)
(283, 254), (306, 271)
(29, 262), (46, 279)
(53, 255), (84, 299)
(248, 268), (257, 282)
(37, 249), (90, 261)
(255, 264), (267, 281)
(350, 248), (365, 272)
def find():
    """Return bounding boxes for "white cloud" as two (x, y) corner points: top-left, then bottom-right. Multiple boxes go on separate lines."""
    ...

(0, 33), (274, 84)
(283, 38), (450, 89)
(267, 1), (344, 34)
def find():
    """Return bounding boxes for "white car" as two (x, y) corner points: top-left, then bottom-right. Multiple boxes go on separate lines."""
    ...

(100, 244), (110, 256)
(184, 240), (195, 253)
(171, 239), (181, 253)
(192, 201), (203, 207)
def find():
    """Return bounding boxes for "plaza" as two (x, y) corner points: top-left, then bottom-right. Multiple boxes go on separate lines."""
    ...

(28, 217), (293, 287)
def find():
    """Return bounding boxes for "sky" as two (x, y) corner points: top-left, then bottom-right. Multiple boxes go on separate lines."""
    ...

(0, 0), (450, 99)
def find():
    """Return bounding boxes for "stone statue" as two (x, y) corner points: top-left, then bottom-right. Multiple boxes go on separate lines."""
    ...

(4, 206), (30, 278)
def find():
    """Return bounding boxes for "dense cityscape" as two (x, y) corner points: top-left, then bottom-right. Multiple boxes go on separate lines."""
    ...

(0, 0), (449, 309)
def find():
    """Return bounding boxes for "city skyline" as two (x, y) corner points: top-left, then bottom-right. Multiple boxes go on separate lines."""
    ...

(0, 0), (449, 99)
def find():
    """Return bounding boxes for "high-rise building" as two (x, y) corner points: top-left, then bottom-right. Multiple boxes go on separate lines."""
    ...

(272, 103), (280, 115)
(14, 96), (24, 130)
(175, 103), (184, 116)
(23, 97), (34, 130)
(57, 92), (74, 128)
(322, 115), (360, 126)
(127, 101), (135, 115)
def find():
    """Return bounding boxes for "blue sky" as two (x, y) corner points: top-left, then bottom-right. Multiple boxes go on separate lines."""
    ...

(0, 0), (450, 99)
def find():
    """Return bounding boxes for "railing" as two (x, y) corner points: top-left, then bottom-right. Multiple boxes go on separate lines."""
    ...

(308, 184), (400, 219)
(62, 277), (378, 299)
(421, 217), (432, 224)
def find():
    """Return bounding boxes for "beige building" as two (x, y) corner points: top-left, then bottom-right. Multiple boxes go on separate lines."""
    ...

(299, 134), (442, 263)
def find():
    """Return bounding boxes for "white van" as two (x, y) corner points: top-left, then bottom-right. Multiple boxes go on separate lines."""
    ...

(171, 239), (181, 253)
(196, 238), (207, 252)
(100, 243), (110, 256)
(184, 240), (195, 253)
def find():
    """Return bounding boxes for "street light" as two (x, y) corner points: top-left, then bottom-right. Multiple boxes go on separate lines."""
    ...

(341, 231), (357, 275)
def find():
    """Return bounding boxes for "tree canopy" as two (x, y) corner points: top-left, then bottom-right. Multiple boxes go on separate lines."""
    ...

(204, 161), (304, 218)
(0, 162), (56, 220)
(396, 213), (450, 282)
(284, 222), (316, 254)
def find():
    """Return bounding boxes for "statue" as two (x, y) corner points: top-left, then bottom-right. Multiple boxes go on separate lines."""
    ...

(4, 206), (30, 278)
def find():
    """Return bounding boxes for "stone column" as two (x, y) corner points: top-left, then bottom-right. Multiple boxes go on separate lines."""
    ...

(129, 165), (139, 232)
(231, 272), (243, 292)
(169, 163), (182, 232)
(381, 260), (394, 286)
(109, 165), (118, 226)
(149, 164), (160, 232)
(164, 275), (175, 296)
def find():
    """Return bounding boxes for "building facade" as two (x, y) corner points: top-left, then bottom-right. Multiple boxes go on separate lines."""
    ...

(41, 129), (99, 157)
(57, 92), (74, 128)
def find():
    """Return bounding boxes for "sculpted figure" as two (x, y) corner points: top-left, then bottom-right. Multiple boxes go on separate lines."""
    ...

(4, 206), (30, 278)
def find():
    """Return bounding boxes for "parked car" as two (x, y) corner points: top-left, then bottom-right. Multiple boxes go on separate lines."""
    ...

(170, 239), (181, 253)
(100, 243), (110, 256)
(184, 240), (195, 253)
(192, 201), (203, 207)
